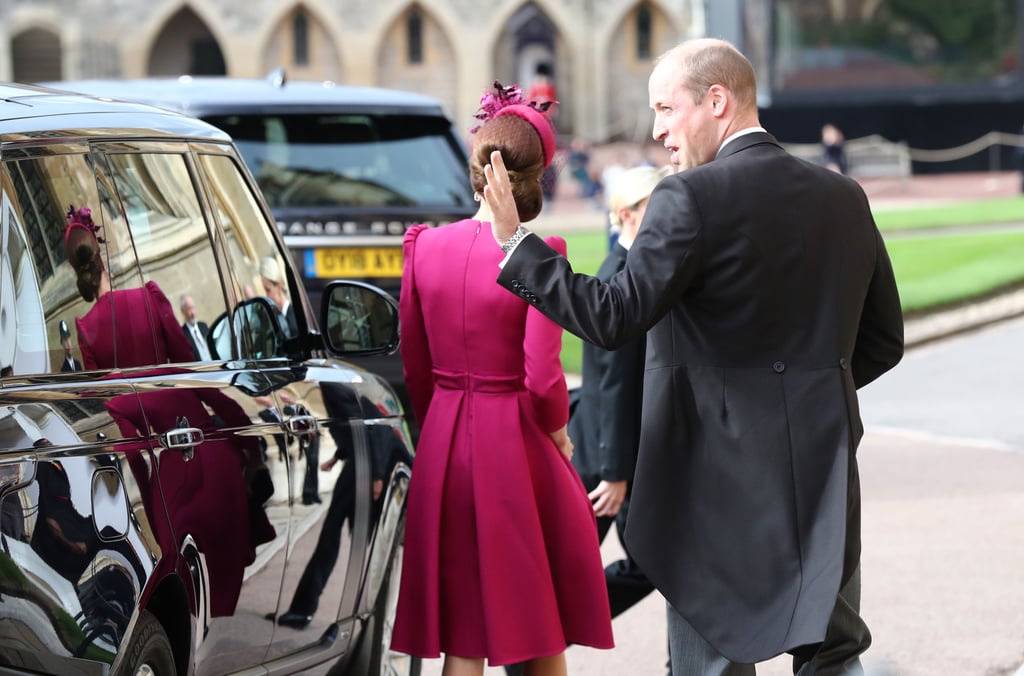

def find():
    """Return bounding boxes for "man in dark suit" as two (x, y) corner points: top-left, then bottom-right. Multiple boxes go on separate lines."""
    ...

(58, 320), (82, 372)
(569, 165), (667, 617)
(484, 38), (904, 675)
(179, 294), (211, 361)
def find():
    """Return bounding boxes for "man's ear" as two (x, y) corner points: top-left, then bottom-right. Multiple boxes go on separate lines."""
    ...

(707, 84), (728, 117)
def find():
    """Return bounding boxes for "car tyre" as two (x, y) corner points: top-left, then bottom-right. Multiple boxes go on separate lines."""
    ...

(117, 610), (175, 676)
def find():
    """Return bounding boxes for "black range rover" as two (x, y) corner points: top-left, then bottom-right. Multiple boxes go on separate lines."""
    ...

(0, 81), (418, 676)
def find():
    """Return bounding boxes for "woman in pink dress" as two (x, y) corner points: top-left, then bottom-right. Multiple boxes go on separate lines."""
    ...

(65, 205), (272, 616)
(391, 83), (614, 676)
(64, 205), (195, 369)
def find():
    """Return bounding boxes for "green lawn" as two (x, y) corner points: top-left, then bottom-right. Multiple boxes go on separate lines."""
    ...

(555, 204), (1024, 373)
(873, 196), (1024, 232)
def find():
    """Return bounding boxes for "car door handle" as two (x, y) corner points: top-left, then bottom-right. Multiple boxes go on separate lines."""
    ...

(284, 414), (317, 436)
(160, 427), (205, 450)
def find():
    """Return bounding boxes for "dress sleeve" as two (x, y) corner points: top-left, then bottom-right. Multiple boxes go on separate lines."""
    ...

(524, 235), (569, 433)
(146, 281), (197, 363)
(398, 225), (434, 426)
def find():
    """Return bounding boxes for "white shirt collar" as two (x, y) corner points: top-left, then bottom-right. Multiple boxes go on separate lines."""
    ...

(616, 234), (634, 251)
(717, 126), (767, 156)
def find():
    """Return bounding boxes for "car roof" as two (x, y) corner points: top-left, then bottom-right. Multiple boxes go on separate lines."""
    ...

(40, 76), (452, 118)
(0, 81), (233, 143)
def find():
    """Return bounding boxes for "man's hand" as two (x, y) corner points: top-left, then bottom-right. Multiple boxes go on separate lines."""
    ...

(483, 150), (522, 243)
(589, 480), (628, 518)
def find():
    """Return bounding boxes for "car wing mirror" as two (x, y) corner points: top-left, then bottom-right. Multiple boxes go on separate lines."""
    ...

(319, 281), (399, 357)
(208, 296), (287, 361)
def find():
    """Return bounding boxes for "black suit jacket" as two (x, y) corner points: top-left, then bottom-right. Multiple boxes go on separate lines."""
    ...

(182, 321), (209, 361)
(568, 243), (645, 490)
(499, 132), (904, 662)
(60, 356), (82, 372)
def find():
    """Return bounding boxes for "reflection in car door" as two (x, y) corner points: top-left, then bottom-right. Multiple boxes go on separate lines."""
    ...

(93, 142), (292, 674)
(194, 151), (370, 665)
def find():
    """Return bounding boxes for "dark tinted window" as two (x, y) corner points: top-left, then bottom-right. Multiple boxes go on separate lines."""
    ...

(204, 113), (474, 210)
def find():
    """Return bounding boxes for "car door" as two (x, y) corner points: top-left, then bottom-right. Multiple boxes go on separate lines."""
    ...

(88, 141), (295, 675)
(0, 147), (168, 674)
(193, 151), (386, 669)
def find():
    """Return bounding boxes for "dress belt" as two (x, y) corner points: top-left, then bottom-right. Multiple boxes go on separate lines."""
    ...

(433, 370), (525, 393)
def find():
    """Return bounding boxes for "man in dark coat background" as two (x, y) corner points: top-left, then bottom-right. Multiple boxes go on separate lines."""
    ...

(484, 38), (904, 676)
(568, 164), (666, 618)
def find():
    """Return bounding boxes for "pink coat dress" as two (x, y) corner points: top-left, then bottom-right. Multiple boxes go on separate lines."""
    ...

(391, 220), (613, 665)
(75, 280), (195, 370)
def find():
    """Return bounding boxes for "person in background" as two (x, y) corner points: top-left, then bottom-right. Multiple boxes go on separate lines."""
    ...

(391, 81), (613, 676)
(484, 38), (904, 675)
(59, 320), (82, 372)
(821, 123), (848, 174)
(180, 294), (211, 361)
(570, 165), (669, 615)
(260, 256), (297, 338)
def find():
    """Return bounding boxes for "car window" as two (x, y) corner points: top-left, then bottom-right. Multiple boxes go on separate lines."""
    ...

(197, 152), (297, 358)
(101, 150), (226, 365)
(3, 151), (145, 374)
(205, 113), (475, 209)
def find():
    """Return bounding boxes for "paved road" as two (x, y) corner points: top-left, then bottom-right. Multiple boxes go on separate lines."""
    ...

(419, 318), (1024, 676)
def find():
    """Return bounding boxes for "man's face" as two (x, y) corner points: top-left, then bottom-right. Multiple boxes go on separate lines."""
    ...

(181, 296), (197, 324)
(262, 276), (285, 310)
(649, 59), (716, 170)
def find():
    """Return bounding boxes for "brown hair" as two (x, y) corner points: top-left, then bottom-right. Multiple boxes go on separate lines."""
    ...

(67, 234), (103, 302)
(469, 114), (546, 223)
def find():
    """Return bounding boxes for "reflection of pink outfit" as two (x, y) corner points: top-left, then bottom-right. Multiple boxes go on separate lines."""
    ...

(106, 379), (273, 617)
(83, 279), (270, 616)
(392, 221), (613, 665)
(76, 280), (194, 369)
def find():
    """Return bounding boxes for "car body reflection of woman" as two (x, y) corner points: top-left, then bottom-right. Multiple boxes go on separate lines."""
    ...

(64, 205), (195, 369)
(391, 83), (613, 676)
(65, 205), (273, 616)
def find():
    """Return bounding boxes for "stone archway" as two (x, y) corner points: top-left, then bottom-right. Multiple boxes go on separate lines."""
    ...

(494, 2), (571, 135)
(262, 5), (342, 83)
(377, 3), (458, 117)
(147, 7), (225, 76)
(12, 27), (62, 83)
(605, 1), (675, 141)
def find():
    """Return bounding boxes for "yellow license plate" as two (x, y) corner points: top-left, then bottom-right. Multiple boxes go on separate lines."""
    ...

(310, 247), (402, 278)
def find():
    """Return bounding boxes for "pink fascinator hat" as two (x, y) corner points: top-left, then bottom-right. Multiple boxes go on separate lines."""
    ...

(471, 81), (557, 168)
(63, 205), (103, 261)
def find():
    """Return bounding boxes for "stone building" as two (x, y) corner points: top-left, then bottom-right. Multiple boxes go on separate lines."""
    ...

(0, 0), (705, 142)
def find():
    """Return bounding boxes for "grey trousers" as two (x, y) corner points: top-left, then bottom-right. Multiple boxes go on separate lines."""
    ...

(666, 566), (870, 676)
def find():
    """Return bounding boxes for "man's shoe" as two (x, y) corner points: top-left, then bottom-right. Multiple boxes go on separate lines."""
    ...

(277, 611), (313, 629)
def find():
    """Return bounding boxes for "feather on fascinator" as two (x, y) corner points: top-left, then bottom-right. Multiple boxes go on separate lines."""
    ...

(471, 80), (557, 168)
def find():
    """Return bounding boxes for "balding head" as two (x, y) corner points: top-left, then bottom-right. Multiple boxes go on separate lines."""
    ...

(655, 39), (759, 114)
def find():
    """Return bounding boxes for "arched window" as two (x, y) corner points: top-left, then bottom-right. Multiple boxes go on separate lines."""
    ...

(293, 10), (309, 66)
(636, 5), (652, 60)
(407, 8), (423, 64)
